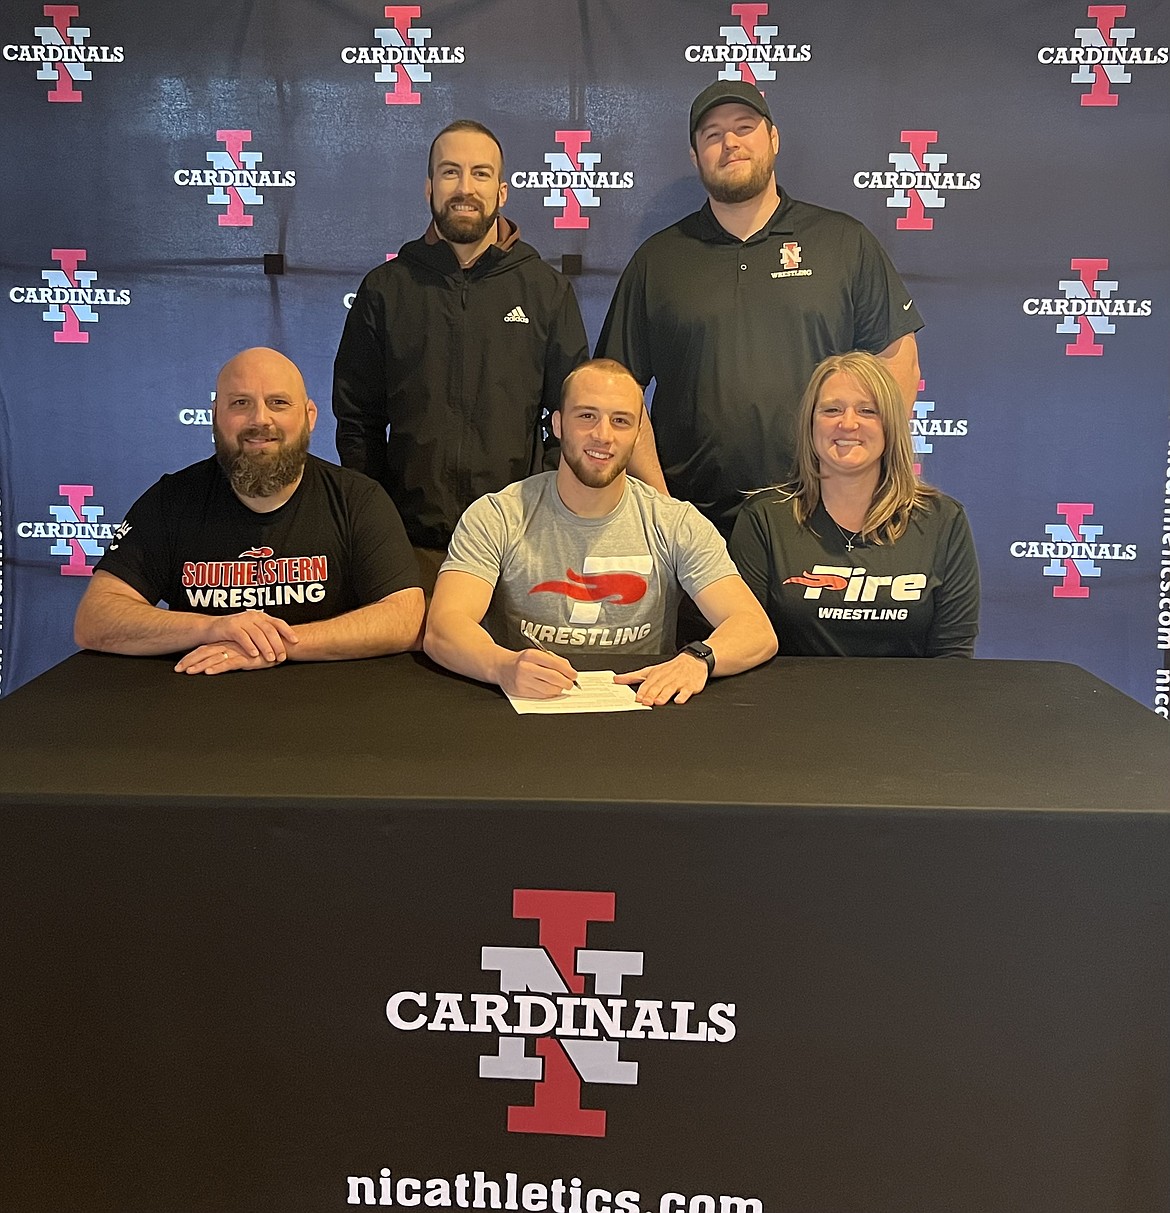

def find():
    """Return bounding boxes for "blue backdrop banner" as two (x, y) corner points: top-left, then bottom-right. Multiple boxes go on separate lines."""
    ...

(1, 0), (1168, 709)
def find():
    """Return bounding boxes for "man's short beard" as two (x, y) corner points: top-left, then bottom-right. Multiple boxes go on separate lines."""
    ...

(432, 196), (499, 245)
(699, 154), (775, 205)
(214, 421), (310, 499)
(561, 445), (632, 491)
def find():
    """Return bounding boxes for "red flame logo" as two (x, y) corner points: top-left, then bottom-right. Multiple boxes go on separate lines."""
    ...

(530, 569), (648, 604)
(783, 572), (848, 590)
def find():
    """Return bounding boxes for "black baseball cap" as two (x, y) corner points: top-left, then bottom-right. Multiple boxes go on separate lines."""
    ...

(689, 81), (773, 144)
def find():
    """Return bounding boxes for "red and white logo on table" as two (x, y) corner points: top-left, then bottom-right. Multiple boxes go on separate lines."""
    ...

(384, 888), (737, 1137)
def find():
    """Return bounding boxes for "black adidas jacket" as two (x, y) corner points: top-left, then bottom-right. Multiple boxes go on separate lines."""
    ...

(333, 217), (588, 549)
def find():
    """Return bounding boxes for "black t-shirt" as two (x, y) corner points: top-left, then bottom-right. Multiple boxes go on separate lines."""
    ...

(98, 455), (420, 624)
(596, 192), (923, 534)
(729, 492), (979, 657)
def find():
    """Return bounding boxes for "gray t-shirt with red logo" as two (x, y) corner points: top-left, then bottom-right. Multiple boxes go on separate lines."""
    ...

(441, 472), (737, 655)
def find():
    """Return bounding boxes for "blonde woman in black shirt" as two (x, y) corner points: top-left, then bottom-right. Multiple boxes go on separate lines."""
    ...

(729, 351), (979, 657)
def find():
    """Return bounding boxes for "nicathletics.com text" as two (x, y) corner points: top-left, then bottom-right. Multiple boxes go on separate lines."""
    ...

(346, 1170), (761, 1213)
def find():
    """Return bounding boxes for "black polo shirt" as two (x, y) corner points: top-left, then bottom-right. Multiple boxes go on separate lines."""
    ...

(597, 190), (924, 534)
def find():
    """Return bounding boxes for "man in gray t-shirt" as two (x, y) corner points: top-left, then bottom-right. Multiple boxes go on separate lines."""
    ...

(423, 359), (776, 705)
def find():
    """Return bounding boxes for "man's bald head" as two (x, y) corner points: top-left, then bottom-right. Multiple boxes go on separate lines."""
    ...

(215, 347), (309, 404)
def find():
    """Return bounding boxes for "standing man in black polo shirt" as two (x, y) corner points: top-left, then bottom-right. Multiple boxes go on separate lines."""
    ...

(596, 81), (923, 538)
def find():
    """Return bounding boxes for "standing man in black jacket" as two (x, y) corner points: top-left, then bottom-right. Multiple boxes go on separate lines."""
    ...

(333, 119), (589, 590)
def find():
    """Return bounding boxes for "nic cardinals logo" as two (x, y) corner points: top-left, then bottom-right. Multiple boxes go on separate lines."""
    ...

(684, 3), (811, 80)
(340, 5), (465, 105)
(178, 391), (216, 427)
(173, 131), (296, 228)
(771, 240), (812, 279)
(8, 248), (130, 343)
(384, 889), (737, 1137)
(16, 484), (118, 576)
(509, 131), (633, 231)
(3, 4), (124, 103)
(853, 131), (980, 231)
(1038, 5), (1167, 106)
(1023, 258), (1151, 355)
(1011, 502), (1136, 598)
(911, 378), (968, 475)
(771, 239), (811, 280)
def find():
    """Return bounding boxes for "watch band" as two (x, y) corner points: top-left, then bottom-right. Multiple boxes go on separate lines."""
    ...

(679, 640), (715, 676)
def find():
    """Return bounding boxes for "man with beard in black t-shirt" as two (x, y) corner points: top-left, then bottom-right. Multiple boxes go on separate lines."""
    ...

(75, 347), (423, 675)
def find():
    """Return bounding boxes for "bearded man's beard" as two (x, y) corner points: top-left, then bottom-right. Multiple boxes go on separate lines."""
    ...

(214, 420), (310, 498)
(432, 194), (499, 245)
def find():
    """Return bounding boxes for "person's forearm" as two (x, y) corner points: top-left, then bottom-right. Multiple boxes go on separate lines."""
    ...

(289, 590), (425, 660)
(424, 612), (515, 686)
(705, 611), (778, 676)
(75, 594), (213, 656)
(876, 333), (921, 415)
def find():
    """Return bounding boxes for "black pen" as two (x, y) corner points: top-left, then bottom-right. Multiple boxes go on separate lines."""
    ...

(525, 633), (580, 689)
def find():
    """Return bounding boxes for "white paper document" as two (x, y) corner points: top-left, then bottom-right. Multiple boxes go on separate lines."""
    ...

(505, 670), (651, 715)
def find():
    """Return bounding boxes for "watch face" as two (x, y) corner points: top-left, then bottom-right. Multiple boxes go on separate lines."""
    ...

(683, 642), (715, 672)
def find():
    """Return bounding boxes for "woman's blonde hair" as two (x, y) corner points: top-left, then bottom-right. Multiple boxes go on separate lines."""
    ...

(787, 351), (936, 545)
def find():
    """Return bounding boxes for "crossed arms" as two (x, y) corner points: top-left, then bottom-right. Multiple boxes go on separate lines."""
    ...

(75, 570), (424, 674)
